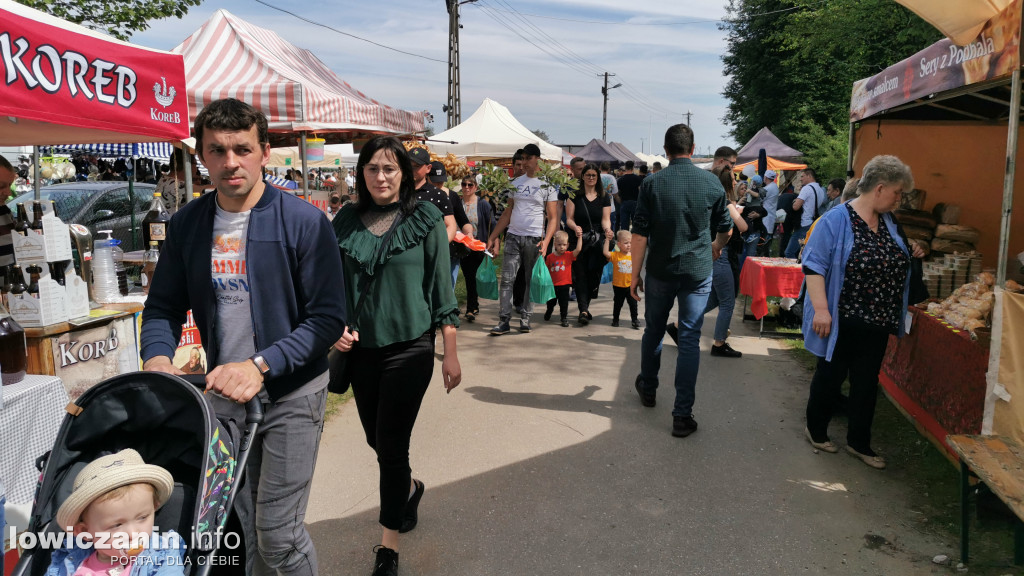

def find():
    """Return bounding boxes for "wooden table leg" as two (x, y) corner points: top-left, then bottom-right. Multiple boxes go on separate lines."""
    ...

(961, 459), (970, 565)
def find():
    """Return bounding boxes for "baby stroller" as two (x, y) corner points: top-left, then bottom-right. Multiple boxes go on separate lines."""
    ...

(11, 372), (263, 576)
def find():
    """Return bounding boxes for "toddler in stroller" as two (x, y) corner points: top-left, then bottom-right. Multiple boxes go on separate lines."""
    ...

(47, 449), (185, 575)
(12, 372), (262, 576)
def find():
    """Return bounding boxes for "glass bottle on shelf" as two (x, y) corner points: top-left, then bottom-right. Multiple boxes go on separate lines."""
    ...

(13, 203), (29, 236)
(0, 300), (27, 385)
(141, 240), (160, 294)
(142, 192), (170, 251)
(9, 264), (26, 296)
(30, 201), (44, 234)
(0, 264), (10, 308)
(26, 264), (41, 298)
(50, 261), (67, 286)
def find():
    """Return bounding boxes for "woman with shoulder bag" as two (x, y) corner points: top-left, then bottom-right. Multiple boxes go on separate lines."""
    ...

(332, 136), (462, 576)
(565, 163), (613, 325)
(800, 155), (924, 470)
(458, 176), (495, 322)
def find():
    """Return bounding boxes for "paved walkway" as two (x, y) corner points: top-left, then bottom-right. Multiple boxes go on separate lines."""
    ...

(307, 292), (951, 575)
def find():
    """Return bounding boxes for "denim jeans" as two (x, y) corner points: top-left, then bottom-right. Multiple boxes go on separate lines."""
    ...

(618, 200), (637, 232)
(499, 233), (541, 321)
(450, 258), (461, 290)
(784, 225), (810, 259)
(639, 272), (713, 417)
(739, 231), (759, 272)
(704, 247), (735, 342)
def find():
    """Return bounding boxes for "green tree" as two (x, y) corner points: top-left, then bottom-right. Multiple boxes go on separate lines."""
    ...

(531, 129), (553, 144)
(17, 0), (202, 41)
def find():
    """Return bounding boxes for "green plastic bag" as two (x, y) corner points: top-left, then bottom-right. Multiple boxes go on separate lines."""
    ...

(476, 256), (499, 300)
(530, 257), (556, 304)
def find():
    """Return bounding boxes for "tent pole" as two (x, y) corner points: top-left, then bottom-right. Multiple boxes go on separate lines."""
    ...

(997, 68), (1020, 285)
(847, 123), (855, 176)
(33, 145), (41, 200)
(183, 145), (193, 204)
(299, 132), (310, 201)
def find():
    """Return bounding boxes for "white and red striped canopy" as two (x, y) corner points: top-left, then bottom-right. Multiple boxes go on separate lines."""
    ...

(173, 10), (424, 136)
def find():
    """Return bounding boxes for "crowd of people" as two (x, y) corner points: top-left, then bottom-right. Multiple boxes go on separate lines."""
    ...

(3, 95), (923, 576)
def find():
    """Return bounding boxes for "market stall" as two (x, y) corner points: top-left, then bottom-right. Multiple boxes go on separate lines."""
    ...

(172, 9), (426, 198)
(848, 0), (1024, 455)
(428, 98), (562, 162)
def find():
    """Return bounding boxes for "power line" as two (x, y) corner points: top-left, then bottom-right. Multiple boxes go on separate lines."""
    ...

(474, 4), (597, 79)
(474, 2), (819, 26)
(484, 0), (604, 76)
(251, 0), (446, 64)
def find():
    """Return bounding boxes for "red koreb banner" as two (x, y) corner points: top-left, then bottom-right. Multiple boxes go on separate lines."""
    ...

(0, 0), (190, 144)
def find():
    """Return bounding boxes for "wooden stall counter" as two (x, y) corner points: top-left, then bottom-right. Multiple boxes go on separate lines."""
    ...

(24, 302), (143, 399)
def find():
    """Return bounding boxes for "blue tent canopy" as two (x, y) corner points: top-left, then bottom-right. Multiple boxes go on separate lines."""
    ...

(43, 142), (175, 159)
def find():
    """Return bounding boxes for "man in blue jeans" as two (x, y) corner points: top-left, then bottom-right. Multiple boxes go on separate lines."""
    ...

(630, 124), (732, 438)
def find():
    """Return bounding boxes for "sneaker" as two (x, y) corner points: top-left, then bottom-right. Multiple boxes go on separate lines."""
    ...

(519, 319), (531, 333)
(371, 545), (399, 576)
(464, 310), (476, 322)
(665, 323), (679, 344)
(544, 308), (553, 321)
(578, 312), (590, 326)
(490, 321), (511, 335)
(672, 415), (698, 438)
(611, 319), (619, 327)
(710, 342), (742, 358)
(846, 445), (886, 469)
(634, 374), (656, 407)
(560, 318), (569, 327)
(399, 479), (424, 533)
(631, 319), (640, 330)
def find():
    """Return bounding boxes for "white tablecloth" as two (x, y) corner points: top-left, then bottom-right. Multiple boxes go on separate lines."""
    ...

(0, 375), (67, 505)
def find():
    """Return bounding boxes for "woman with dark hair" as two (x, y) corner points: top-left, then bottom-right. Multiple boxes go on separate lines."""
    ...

(801, 155), (923, 470)
(332, 136), (462, 576)
(565, 163), (613, 325)
(458, 176), (495, 322)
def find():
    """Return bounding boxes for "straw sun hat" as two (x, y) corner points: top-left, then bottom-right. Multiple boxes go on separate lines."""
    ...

(56, 449), (174, 529)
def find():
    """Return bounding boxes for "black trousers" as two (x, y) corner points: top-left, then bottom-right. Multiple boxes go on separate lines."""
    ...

(612, 285), (638, 321)
(805, 319), (890, 452)
(513, 264), (526, 308)
(546, 285), (571, 319)
(350, 331), (434, 530)
(461, 251), (484, 313)
(573, 245), (605, 314)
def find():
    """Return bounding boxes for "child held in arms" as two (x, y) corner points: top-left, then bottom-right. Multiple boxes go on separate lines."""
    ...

(48, 449), (186, 576)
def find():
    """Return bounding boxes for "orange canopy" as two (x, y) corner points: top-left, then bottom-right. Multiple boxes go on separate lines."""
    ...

(733, 157), (807, 174)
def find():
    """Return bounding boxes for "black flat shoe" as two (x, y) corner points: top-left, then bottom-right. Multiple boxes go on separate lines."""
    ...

(399, 479), (424, 533)
(372, 545), (399, 576)
(578, 312), (590, 326)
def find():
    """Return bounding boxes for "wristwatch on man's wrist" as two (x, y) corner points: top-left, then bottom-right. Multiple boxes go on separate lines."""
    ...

(250, 355), (270, 376)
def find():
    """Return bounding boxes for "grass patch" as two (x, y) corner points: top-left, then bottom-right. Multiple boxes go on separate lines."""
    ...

(780, 339), (1018, 572)
(325, 389), (352, 420)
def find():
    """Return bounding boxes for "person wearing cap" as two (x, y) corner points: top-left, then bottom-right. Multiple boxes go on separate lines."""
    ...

(760, 170), (780, 255)
(408, 148), (458, 241)
(486, 143), (560, 334)
(48, 449), (186, 575)
(428, 159), (474, 288)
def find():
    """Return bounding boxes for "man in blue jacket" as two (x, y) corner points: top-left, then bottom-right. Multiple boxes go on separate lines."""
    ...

(140, 98), (346, 576)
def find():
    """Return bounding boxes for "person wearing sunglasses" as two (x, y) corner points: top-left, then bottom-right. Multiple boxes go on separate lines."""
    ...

(458, 178), (495, 322)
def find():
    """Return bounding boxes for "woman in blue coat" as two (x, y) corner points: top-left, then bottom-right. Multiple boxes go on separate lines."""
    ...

(800, 155), (923, 470)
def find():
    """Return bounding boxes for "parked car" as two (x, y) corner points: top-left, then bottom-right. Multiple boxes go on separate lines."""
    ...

(6, 182), (157, 250)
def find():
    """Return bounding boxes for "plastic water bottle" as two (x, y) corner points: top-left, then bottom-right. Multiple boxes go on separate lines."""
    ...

(91, 230), (119, 302)
(110, 239), (128, 295)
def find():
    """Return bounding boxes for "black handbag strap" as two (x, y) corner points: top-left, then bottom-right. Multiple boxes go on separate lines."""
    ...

(350, 211), (404, 328)
(580, 193), (596, 232)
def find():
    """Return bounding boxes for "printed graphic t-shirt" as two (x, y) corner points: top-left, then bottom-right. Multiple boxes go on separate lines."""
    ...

(508, 175), (558, 238)
(212, 205), (256, 366)
(609, 251), (633, 288)
(545, 251), (575, 287)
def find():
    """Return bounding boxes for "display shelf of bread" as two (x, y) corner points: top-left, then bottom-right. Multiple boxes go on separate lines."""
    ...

(924, 272), (997, 341)
(893, 203), (981, 257)
(922, 252), (985, 299)
(402, 141), (470, 180)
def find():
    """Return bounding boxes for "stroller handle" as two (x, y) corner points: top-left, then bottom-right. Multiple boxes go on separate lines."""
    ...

(179, 374), (265, 425)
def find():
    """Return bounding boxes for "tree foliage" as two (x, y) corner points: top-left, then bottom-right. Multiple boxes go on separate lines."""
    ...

(531, 129), (553, 144)
(720, 0), (941, 179)
(16, 0), (202, 41)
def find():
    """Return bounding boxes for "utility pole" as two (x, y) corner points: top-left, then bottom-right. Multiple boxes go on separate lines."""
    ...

(601, 72), (621, 141)
(685, 110), (692, 126)
(446, 0), (477, 129)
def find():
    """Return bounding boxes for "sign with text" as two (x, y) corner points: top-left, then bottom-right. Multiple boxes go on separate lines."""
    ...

(51, 316), (139, 400)
(851, 0), (1021, 122)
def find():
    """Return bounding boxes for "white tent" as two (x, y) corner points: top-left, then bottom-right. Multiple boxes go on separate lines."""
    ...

(429, 98), (562, 162)
(637, 152), (670, 167)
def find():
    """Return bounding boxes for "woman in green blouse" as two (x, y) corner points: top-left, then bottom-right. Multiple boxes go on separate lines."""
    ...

(332, 136), (462, 576)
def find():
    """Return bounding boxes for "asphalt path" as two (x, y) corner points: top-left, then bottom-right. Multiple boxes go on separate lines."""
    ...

(307, 291), (951, 575)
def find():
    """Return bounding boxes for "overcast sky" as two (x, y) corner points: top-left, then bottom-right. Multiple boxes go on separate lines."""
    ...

(132, 0), (736, 156)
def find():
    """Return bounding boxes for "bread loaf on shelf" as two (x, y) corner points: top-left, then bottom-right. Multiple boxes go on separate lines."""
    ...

(894, 209), (937, 229)
(934, 224), (980, 244)
(931, 238), (975, 254)
(932, 203), (961, 225)
(903, 225), (934, 241)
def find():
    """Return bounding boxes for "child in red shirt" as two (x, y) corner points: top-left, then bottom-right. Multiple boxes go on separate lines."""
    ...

(543, 230), (582, 327)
